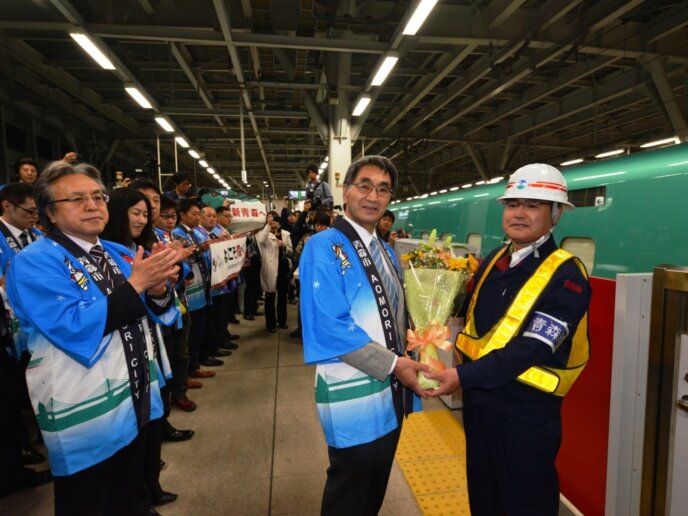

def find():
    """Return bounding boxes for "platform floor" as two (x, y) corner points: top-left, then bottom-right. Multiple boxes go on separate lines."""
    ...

(0, 303), (576, 515)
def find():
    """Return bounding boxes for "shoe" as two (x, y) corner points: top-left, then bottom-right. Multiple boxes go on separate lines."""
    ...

(20, 445), (46, 465)
(289, 329), (302, 339)
(219, 341), (239, 350)
(243, 314), (255, 321)
(162, 426), (195, 443)
(201, 357), (224, 367)
(186, 378), (203, 388)
(227, 333), (240, 340)
(279, 323), (289, 329)
(171, 397), (197, 412)
(213, 349), (231, 357)
(152, 491), (178, 507)
(228, 318), (240, 324)
(189, 369), (216, 378)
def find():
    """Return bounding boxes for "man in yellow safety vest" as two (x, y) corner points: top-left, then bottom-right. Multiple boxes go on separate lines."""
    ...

(427, 163), (591, 516)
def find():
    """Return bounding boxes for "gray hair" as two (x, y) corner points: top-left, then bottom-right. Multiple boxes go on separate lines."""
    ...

(343, 155), (398, 190)
(34, 160), (106, 230)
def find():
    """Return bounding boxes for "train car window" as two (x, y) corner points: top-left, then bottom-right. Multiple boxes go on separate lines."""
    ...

(466, 233), (482, 255)
(568, 186), (607, 207)
(561, 237), (595, 274)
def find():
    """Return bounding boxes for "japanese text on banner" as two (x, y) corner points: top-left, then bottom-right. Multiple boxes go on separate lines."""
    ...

(210, 236), (247, 286)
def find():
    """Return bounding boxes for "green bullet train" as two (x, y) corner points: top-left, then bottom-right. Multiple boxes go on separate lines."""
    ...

(388, 143), (688, 516)
(389, 142), (688, 279)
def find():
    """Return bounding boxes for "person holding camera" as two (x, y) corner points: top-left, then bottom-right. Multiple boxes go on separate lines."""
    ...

(305, 164), (333, 210)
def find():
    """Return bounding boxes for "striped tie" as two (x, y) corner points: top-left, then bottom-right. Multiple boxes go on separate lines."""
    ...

(19, 231), (30, 248)
(369, 238), (398, 312)
(90, 244), (115, 289)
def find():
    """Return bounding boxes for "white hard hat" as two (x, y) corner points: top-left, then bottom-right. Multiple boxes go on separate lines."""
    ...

(497, 163), (575, 209)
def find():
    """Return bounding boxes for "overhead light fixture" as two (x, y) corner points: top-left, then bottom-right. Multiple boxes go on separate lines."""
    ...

(475, 180), (486, 185)
(320, 161), (327, 170)
(595, 149), (624, 159)
(207, 167), (215, 174)
(371, 56), (399, 86)
(449, 186), (460, 191)
(490, 176), (504, 183)
(640, 136), (680, 148)
(124, 87), (152, 109)
(439, 189), (447, 193)
(199, 160), (209, 168)
(154, 116), (174, 132)
(462, 183), (473, 188)
(352, 96), (371, 117)
(69, 33), (116, 70)
(188, 149), (200, 159)
(402, 0), (439, 36)
(560, 158), (584, 166)
(429, 191), (438, 196)
(175, 136), (189, 148)
(213, 174), (220, 179)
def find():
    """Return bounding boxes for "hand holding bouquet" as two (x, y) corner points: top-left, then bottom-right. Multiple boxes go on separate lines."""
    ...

(402, 230), (478, 389)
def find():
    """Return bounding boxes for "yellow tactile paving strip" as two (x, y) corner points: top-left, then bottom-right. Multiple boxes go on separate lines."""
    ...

(397, 410), (471, 515)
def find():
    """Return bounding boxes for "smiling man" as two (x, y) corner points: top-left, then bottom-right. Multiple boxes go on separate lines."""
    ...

(6, 161), (180, 515)
(427, 163), (591, 516)
(300, 155), (428, 515)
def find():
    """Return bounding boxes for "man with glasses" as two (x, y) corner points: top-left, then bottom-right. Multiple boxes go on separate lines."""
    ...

(300, 155), (429, 515)
(6, 161), (181, 515)
(427, 163), (591, 516)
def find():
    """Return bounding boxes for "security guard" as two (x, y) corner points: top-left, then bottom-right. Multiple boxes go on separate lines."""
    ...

(428, 163), (591, 515)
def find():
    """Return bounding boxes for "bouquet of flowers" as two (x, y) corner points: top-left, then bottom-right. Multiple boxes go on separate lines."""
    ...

(401, 230), (479, 389)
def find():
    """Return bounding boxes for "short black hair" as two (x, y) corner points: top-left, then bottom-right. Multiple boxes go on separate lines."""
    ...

(177, 197), (199, 215)
(132, 178), (161, 195)
(313, 209), (331, 227)
(14, 158), (39, 180)
(343, 155), (398, 190)
(172, 172), (191, 185)
(381, 209), (395, 223)
(306, 164), (319, 174)
(0, 182), (34, 208)
(216, 205), (231, 215)
(159, 196), (178, 212)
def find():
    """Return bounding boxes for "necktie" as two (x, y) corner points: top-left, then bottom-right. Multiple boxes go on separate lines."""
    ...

(369, 238), (399, 312)
(90, 244), (115, 289)
(19, 231), (30, 248)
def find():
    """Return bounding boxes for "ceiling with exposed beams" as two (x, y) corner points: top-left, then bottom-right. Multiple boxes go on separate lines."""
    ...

(0, 0), (687, 199)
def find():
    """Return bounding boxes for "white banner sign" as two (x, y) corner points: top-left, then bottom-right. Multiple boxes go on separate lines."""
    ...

(209, 236), (247, 286)
(229, 200), (267, 233)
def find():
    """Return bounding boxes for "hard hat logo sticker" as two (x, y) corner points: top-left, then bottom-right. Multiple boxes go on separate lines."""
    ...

(516, 179), (528, 190)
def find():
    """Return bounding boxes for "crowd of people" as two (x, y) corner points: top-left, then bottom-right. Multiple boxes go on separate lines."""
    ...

(0, 157), (334, 515)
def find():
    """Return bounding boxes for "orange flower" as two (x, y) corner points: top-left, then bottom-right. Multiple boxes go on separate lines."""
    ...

(406, 320), (453, 353)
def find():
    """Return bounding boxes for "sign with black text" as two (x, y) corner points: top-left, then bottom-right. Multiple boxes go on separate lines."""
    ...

(210, 236), (247, 286)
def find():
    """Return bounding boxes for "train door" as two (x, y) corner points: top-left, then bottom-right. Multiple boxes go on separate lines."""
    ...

(641, 266), (688, 515)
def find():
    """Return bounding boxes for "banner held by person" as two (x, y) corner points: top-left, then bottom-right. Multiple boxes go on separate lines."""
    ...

(210, 236), (247, 286)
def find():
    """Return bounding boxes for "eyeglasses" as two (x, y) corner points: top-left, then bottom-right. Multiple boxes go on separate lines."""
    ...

(348, 182), (393, 198)
(12, 204), (39, 216)
(159, 213), (177, 219)
(51, 193), (110, 207)
(502, 199), (551, 210)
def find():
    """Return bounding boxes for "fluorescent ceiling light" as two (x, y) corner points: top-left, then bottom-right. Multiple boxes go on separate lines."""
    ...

(175, 136), (189, 148)
(188, 150), (200, 159)
(640, 136), (680, 148)
(595, 149), (624, 158)
(69, 33), (115, 70)
(560, 158), (583, 166)
(352, 96), (371, 116)
(475, 180), (486, 185)
(154, 116), (174, 132)
(124, 87), (152, 109)
(207, 167), (215, 174)
(449, 186), (460, 191)
(490, 176), (504, 183)
(213, 174), (220, 179)
(371, 56), (399, 86)
(429, 191), (438, 196)
(403, 0), (439, 35)
(199, 160), (209, 168)
(406, 197), (412, 201)
(439, 189), (447, 193)
(462, 183), (473, 188)
(320, 161), (327, 170)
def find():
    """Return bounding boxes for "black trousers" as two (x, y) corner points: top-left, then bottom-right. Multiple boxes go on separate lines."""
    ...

(144, 418), (164, 501)
(463, 401), (562, 516)
(210, 293), (232, 348)
(0, 353), (24, 495)
(243, 261), (261, 317)
(188, 305), (210, 370)
(161, 314), (190, 399)
(54, 426), (150, 516)
(321, 426), (401, 516)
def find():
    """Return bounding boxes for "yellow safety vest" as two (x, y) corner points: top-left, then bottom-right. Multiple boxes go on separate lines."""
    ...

(456, 246), (589, 396)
